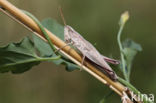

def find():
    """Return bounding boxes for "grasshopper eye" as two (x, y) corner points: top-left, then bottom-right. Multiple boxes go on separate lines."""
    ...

(65, 38), (72, 43)
(68, 39), (72, 43)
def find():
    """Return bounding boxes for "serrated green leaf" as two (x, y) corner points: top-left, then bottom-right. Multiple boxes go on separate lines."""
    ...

(0, 37), (40, 73)
(0, 37), (60, 74)
(32, 18), (79, 71)
(0, 18), (79, 74)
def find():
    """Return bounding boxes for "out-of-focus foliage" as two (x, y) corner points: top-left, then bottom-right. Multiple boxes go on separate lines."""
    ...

(122, 39), (142, 78)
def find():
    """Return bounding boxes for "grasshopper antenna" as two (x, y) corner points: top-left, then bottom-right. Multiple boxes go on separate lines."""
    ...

(59, 6), (67, 26)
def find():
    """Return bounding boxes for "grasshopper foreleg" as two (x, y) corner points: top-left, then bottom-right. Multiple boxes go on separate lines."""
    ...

(54, 42), (73, 53)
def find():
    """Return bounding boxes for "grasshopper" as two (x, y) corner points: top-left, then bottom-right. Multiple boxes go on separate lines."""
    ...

(60, 8), (119, 81)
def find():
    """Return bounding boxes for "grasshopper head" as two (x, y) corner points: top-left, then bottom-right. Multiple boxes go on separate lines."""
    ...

(64, 25), (79, 44)
(64, 25), (71, 43)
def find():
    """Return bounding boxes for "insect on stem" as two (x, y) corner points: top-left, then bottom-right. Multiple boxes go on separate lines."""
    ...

(58, 7), (119, 81)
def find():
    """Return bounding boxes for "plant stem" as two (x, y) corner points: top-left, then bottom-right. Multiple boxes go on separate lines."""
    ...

(118, 77), (138, 94)
(117, 24), (129, 82)
(127, 64), (132, 82)
(3, 56), (61, 68)
(22, 10), (60, 57)
(38, 56), (61, 61)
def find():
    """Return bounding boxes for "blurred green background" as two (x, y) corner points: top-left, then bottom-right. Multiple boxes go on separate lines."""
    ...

(0, 0), (156, 103)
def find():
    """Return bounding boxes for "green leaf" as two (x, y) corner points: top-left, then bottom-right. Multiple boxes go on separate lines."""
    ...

(123, 48), (137, 66)
(42, 18), (64, 40)
(123, 39), (142, 65)
(0, 36), (61, 74)
(0, 37), (40, 73)
(32, 18), (79, 71)
(0, 18), (79, 74)
(122, 39), (142, 51)
(122, 39), (142, 77)
(33, 34), (53, 57)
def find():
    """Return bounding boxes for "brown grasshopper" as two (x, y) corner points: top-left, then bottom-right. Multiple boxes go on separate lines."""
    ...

(59, 8), (119, 81)
(64, 26), (119, 80)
